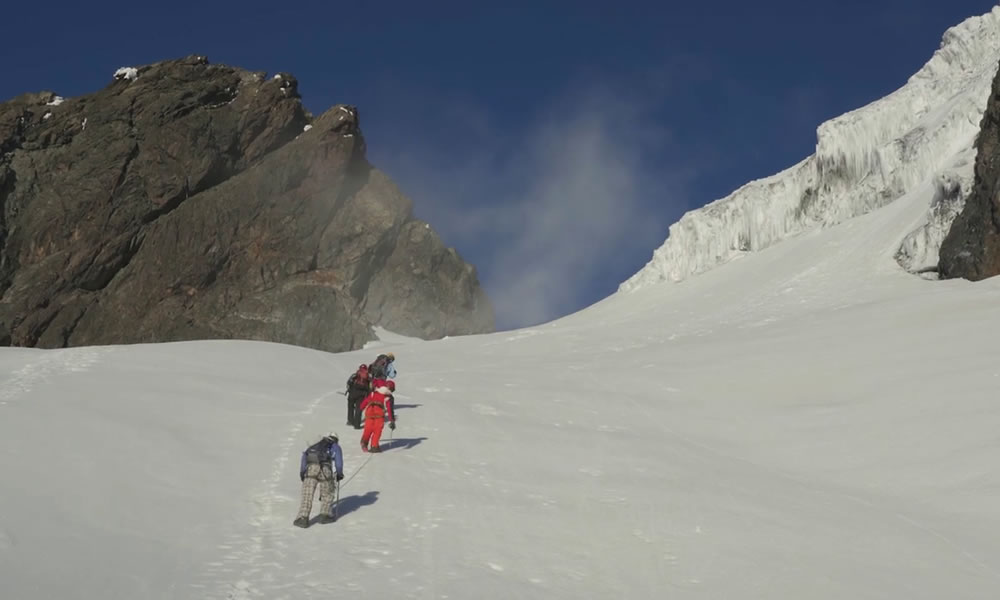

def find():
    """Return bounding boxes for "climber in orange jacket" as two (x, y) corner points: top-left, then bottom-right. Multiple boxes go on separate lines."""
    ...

(360, 379), (395, 453)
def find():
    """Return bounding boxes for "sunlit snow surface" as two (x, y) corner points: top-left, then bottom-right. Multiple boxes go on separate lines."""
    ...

(5, 8), (1000, 599)
(2, 178), (1000, 599)
(622, 7), (1000, 290)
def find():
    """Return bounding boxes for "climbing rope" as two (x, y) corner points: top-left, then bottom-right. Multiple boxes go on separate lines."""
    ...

(339, 451), (375, 489)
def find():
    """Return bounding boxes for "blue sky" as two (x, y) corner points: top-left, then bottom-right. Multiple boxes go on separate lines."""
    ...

(2, 0), (996, 330)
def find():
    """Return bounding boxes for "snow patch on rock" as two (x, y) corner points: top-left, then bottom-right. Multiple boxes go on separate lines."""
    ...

(114, 67), (139, 81)
(895, 146), (978, 275)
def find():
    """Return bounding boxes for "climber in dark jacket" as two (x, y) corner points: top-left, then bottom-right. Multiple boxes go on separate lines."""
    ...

(368, 352), (396, 379)
(345, 364), (371, 429)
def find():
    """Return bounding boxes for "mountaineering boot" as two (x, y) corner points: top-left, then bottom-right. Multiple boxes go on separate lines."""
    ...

(360, 440), (368, 453)
(369, 446), (381, 453)
(317, 513), (336, 524)
(293, 516), (309, 528)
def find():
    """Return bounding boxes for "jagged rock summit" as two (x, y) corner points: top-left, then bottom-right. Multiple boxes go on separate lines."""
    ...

(0, 55), (494, 351)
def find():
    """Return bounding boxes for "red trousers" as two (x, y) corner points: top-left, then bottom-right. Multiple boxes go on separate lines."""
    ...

(361, 417), (385, 449)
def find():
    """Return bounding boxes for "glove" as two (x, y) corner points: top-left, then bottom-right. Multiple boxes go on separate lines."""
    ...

(299, 471), (305, 482)
(336, 472), (345, 481)
(389, 421), (396, 430)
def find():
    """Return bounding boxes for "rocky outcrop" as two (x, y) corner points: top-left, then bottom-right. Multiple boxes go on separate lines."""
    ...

(0, 56), (494, 351)
(939, 59), (1000, 281)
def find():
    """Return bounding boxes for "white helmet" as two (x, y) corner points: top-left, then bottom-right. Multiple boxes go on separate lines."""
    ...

(322, 432), (339, 443)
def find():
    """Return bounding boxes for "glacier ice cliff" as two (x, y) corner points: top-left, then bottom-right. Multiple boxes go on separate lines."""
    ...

(622, 8), (1000, 292)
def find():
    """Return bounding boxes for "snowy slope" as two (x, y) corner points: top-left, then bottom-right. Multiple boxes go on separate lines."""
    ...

(3, 178), (1000, 599)
(622, 7), (1000, 291)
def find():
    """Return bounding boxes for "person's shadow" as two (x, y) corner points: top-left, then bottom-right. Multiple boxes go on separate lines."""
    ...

(392, 403), (422, 411)
(311, 490), (379, 524)
(382, 436), (427, 451)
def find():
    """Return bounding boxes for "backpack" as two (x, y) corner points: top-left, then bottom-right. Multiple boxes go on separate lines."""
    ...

(303, 440), (331, 464)
(369, 354), (391, 379)
(348, 363), (370, 390)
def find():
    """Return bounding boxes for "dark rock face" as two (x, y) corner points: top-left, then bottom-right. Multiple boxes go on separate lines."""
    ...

(0, 56), (494, 351)
(939, 62), (1000, 281)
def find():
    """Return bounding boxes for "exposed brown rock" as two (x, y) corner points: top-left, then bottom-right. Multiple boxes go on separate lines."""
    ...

(939, 60), (1000, 281)
(0, 56), (494, 350)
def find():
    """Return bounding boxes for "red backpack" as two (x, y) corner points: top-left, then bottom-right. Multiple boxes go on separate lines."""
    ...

(349, 364), (370, 389)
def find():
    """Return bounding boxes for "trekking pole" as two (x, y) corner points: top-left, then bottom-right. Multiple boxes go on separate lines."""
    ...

(334, 479), (340, 521)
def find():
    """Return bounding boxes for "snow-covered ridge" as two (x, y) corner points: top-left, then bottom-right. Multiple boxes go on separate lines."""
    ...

(621, 8), (1000, 292)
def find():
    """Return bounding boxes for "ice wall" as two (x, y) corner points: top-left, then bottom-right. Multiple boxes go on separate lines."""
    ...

(621, 8), (1000, 292)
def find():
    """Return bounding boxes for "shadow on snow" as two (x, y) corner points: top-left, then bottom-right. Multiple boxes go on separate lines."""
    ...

(310, 490), (380, 525)
(380, 436), (427, 452)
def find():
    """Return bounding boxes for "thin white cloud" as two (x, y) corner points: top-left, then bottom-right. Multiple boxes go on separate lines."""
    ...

(370, 83), (689, 329)
(486, 103), (662, 326)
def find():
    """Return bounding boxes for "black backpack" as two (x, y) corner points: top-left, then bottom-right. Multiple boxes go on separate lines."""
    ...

(369, 354), (391, 379)
(303, 440), (332, 465)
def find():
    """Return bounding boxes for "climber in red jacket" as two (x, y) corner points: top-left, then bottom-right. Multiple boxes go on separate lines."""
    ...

(360, 379), (395, 453)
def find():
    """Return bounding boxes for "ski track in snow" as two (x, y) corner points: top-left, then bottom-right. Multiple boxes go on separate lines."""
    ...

(0, 527), (13, 553)
(0, 347), (106, 406)
(199, 390), (340, 600)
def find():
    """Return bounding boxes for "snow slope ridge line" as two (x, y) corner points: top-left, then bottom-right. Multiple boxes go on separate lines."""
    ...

(621, 7), (1000, 292)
